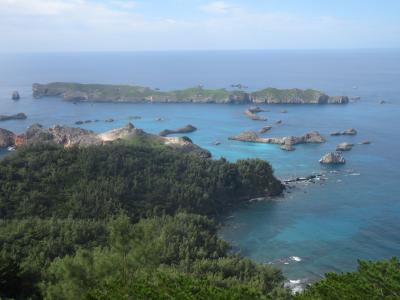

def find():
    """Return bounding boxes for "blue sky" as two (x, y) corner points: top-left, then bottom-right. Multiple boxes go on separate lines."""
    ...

(0, 0), (399, 52)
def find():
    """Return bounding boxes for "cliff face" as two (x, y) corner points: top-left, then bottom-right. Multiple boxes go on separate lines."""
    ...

(32, 83), (349, 104)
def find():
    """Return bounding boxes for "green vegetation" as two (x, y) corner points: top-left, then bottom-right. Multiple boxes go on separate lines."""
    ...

(0, 143), (283, 220)
(0, 142), (399, 299)
(295, 258), (400, 300)
(251, 88), (325, 103)
(34, 82), (341, 103)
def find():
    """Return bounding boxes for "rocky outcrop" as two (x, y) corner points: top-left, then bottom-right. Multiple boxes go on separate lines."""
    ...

(2, 123), (210, 157)
(248, 106), (264, 113)
(342, 128), (357, 135)
(162, 136), (211, 158)
(12, 91), (20, 100)
(259, 126), (272, 133)
(359, 140), (371, 145)
(336, 142), (353, 151)
(319, 152), (346, 164)
(229, 130), (325, 151)
(32, 83), (349, 105)
(330, 128), (357, 136)
(244, 109), (267, 121)
(0, 113), (27, 121)
(159, 124), (197, 137)
(0, 128), (16, 147)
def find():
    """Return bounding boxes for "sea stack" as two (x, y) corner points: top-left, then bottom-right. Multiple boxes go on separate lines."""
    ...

(319, 152), (346, 164)
(12, 91), (20, 100)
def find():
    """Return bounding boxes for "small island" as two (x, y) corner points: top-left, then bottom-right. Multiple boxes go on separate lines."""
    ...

(32, 82), (349, 104)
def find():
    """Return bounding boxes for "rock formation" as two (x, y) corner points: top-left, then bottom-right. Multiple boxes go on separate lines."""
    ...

(0, 123), (210, 158)
(229, 130), (325, 151)
(0, 128), (16, 147)
(259, 126), (272, 133)
(159, 124), (197, 136)
(330, 128), (358, 136)
(244, 109), (267, 121)
(336, 142), (353, 151)
(342, 128), (357, 135)
(12, 91), (20, 100)
(0, 113), (27, 122)
(319, 152), (346, 164)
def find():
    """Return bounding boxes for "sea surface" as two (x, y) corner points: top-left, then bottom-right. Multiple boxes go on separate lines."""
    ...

(1, 50), (399, 288)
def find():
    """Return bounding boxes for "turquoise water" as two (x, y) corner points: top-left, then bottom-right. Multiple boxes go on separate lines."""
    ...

(0, 50), (399, 285)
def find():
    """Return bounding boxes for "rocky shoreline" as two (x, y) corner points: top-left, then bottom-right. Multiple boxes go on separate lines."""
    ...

(0, 123), (211, 158)
(32, 82), (350, 104)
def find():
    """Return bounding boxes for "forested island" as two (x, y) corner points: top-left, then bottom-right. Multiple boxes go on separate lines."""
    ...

(0, 138), (399, 299)
(33, 82), (349, 104)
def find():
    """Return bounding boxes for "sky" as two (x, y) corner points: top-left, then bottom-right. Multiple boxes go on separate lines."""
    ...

(0, 0), (399, 52)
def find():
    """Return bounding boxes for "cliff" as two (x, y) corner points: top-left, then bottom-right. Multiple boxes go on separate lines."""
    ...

(32, 82), (349, 104)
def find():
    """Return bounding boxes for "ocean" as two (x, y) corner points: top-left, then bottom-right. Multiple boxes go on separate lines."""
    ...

(1, 50), (399, 288)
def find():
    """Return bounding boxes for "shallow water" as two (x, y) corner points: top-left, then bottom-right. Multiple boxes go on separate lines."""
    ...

(0, 50), (399, 286)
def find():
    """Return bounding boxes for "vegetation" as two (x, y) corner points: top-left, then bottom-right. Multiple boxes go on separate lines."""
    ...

(0, 143), (283, 220)
(0, 143), (399, 299)
(34, 82), (335, 103)
(295, 258), (400, 300)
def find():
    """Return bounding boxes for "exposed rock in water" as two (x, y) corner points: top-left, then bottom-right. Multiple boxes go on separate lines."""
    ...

(275, 120), (282, 124)
(280, 109), (288, 113)
(105, 118), (114, 123)
(248, 106), (264, 113)
(336, 142), (353, 151)
(280, 143), (295, 151)
(350, 96), (361, 100)
(214, 141), (221, 145)
(319, 152), (346, 164)
(330, 128), (358, 136)
(259, 126), (272, 133)
(228, 131), (260, 142)
(342, 128), (357, 135)
(244, 109), (267, 121)
(229, 130), (325, 151)
(359, 140), (371, 145)
(12, 91), (20, 100)
(0, 128), (16, 147)
(75, 121), (84, 125)
(159, 124), (197, 136)
(128, 115), (141, 120)
(0, 113), (27, 121)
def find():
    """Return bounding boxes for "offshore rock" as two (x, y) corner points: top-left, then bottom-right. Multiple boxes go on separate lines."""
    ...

(319, 152), (346, 164)
(159, 124), (197, 136)
(0, 113), (27, 121)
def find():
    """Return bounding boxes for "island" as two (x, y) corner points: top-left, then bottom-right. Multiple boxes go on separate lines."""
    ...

(32, 82), (349, 104)
(0, 112), (27, 121)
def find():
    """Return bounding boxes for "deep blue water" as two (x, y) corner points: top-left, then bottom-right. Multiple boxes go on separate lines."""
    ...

(0, 50), (399, 287)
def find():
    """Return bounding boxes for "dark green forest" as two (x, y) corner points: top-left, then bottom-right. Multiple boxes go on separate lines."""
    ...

(0, 143), (399, 299)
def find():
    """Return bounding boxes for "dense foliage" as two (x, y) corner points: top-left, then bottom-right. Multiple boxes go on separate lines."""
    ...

(295, 258), (400, 300)
(0, 143), (283, 221)
(1, 143), (399, 299)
